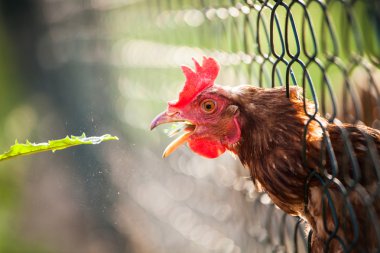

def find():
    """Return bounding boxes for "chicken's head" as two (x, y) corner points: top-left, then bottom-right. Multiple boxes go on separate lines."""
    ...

(150, 57), (241, 158)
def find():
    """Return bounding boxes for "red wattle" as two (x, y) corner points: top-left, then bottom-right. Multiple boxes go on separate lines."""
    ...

(188, 139), (226, 158)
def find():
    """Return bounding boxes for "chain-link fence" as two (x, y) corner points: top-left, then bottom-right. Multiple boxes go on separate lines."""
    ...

(117, 0), (380, 252)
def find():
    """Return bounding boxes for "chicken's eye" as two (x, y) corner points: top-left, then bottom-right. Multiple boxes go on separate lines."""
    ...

(201, 99), (217, 114)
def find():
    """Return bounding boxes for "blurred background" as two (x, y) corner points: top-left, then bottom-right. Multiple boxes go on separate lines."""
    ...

(0, 0), (379, 253)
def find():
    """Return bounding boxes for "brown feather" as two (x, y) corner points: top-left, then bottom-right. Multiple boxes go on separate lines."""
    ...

(229, 85), (380, 252)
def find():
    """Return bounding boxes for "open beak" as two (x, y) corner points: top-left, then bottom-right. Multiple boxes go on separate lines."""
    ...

(150, 111), (195, 158)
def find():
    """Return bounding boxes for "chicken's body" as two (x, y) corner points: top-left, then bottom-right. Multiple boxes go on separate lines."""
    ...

(151, 57), (380, 252)
(233, 85), (380, 252)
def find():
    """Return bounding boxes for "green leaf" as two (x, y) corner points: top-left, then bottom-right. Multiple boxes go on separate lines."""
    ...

(0, 133), (119, 162)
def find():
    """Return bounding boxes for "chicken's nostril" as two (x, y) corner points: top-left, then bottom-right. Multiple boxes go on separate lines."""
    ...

(167, 111), (179, 116)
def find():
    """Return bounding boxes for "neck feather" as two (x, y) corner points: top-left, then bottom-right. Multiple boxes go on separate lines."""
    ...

(229, 85), (325, 214)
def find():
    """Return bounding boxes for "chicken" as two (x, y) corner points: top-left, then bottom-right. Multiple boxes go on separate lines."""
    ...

(150, 57), (380, 252)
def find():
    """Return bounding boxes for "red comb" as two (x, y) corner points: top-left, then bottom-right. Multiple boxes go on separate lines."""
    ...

(169, 57), (219, 108)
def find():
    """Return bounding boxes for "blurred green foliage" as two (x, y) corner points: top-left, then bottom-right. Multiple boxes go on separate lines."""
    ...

(0, 18), (51, 253)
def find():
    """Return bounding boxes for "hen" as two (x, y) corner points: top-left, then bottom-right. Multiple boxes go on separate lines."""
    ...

(150, 57), (380, 252)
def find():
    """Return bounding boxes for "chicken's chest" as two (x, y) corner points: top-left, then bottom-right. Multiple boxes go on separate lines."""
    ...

(236, 120), (309, 216)
(248, 147), (307, 216)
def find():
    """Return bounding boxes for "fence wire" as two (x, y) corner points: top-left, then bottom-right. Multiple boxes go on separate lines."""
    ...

(121, 0), (380, 252)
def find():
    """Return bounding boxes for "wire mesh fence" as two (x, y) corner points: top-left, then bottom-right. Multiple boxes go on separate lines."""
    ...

(114, 0), (380, 252)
